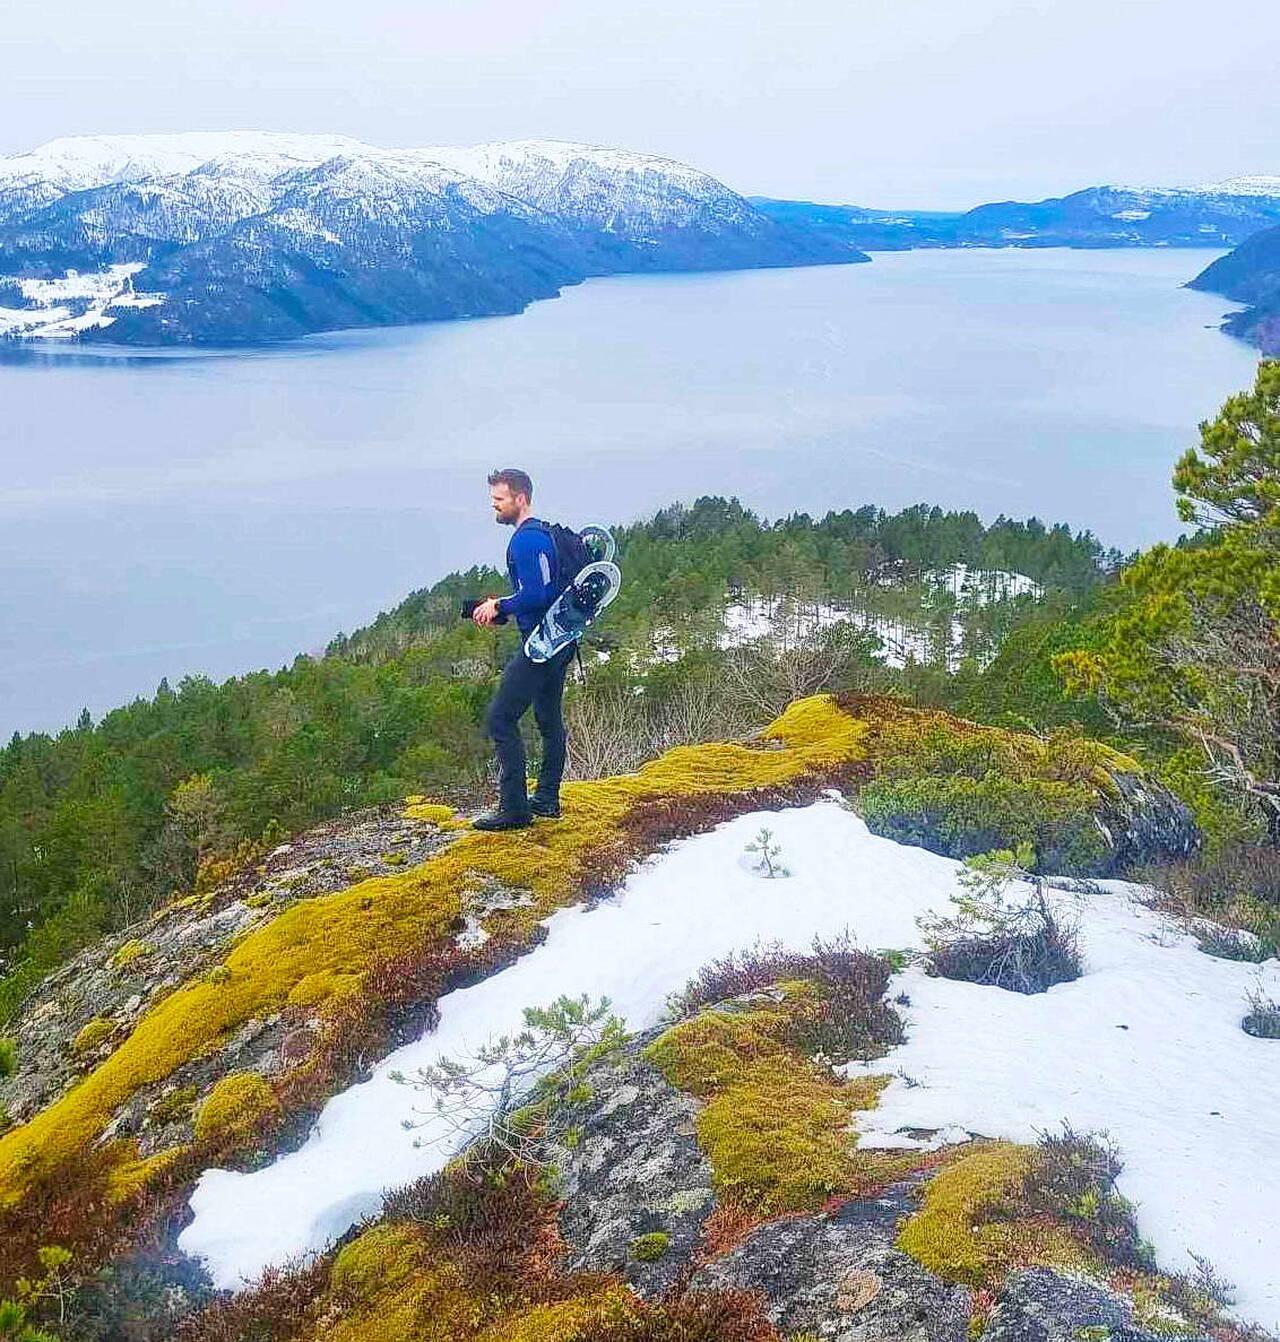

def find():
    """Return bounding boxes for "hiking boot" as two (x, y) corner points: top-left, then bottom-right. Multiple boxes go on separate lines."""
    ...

(528, 796), (561, 819)
(472, 810), (533, 831)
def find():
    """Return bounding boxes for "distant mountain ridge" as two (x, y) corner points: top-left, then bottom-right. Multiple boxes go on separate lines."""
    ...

(752, 177), (1280, 252)
(3, 133), (1277, 347)
(1188, 223), (1280, 354)
(0, 132), (867, 345)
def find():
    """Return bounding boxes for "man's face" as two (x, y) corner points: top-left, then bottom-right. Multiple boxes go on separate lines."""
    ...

(490, 482), (525, 526)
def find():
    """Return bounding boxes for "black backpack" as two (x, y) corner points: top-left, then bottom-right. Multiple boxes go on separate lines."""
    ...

(534, 521), (591, 596)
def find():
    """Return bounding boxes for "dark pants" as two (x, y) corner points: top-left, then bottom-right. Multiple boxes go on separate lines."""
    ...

(484, 645), (574, 814)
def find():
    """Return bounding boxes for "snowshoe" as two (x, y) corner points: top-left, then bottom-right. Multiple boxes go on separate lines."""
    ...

(525, 559), (621, 663)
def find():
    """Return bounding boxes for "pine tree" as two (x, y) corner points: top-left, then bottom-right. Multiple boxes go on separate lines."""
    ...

(1057, 360), (1280, 835)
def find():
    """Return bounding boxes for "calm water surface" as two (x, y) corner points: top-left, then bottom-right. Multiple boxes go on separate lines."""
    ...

(0, 247), (1257, 733)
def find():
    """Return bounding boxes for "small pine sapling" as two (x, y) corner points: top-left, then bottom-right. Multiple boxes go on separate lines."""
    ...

(745, 826), (790, 879)
(5, 1244), (74, 1340)
(919, 843), (1082, 993)
(391, 994), (629, 1171)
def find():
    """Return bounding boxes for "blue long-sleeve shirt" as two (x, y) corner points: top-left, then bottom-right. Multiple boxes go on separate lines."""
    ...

(496, 519), (559, 635)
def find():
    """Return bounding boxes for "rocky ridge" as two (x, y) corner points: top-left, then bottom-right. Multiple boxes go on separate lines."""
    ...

(0, 695), (1227, 1340)
(1189, 222), (1280, 354)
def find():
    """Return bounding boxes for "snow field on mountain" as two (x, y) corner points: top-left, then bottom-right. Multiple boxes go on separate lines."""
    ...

(0, 263), (162, 338)
(719, 567), (1042, 670)
(177, 802), (1280, 1333)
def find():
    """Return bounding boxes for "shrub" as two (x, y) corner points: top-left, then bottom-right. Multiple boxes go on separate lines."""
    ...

(0, 1298), (59, 1342)
(666, 934), (904, 1064)
(1195, 926), (1270, 963)
(1022, 1123), (1153, 1270)
(860, 774), (1107, 872)
(1242, 988), (1280, 1039)
(585, 1290), (778, 1342)
(848, 703), (1128, 872)
(174, 1256), (330, 1342)
(0, 1038), (16, 1079)
(1135, 843), (1280, 957)
(920, 848), (1083, 994)
(743, 828), (789, 878)
(391, 994), (629, 1168)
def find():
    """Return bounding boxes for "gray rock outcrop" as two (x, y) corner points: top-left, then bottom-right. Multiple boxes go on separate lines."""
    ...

(984, 1267), (1211, 1342)
(689, 1184), (972, 1342)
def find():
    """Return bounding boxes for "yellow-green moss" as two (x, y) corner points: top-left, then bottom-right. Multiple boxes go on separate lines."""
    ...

(71, 1017), (115, 1057)
(896, 1142), (1086, 1286)
(104, 1142), (189, 1205)
(325, 1222), (461, 1342)
(403, 801), (466, 829)
(646, 1000), (890, 1214)
(629, 1231), (671, 1261)
(697, 1063), (884, 1213)
(0, 695), (864, 1208)
(111, 939), (153, 969)
(381, 851), (408, 866)
(476, 1288), (637, 1341)
(642, 1009), (792, 1095)
(193, 1072), (281, 1146)
(330, 1222), (426, 1300)
(848, 695), (1144, 871)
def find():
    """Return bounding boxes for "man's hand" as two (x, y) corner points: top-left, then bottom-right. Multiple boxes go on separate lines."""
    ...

(472, 597), (502, 626)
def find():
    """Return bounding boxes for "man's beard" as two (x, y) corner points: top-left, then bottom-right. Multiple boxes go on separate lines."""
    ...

(495, 512), (515, 526)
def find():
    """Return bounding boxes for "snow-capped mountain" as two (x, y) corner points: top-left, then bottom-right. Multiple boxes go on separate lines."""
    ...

(100, 154), (593, 345)
(0, 133), (866, 345)
(422, 139), (818, 270)
(0, 131), (373, 223)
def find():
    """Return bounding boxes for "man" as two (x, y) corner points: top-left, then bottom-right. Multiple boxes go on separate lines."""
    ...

(472, 468), (574, 830)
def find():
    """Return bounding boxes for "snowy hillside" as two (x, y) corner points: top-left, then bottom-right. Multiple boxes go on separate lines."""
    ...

(176, 800), (1280, 1333)
(0, 692), (1259, 1340)
(1120, 175), (1280, 200)
(719, 566), (1044, 671)
(0, 132), (865, 344)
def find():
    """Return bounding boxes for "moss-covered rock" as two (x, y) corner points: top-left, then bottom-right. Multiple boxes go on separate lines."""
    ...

(193, 1072), (281, 1147)
(840, 694), (1198, 874)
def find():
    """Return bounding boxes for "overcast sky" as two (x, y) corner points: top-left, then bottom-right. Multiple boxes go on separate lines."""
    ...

(3, 0), (1277, 209)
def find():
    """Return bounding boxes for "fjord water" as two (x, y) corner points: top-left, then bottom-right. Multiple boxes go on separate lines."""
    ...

(0, 247), (1257, 735)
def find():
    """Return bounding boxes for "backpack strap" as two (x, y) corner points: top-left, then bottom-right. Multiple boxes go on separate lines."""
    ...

(523, 518), (561, 590)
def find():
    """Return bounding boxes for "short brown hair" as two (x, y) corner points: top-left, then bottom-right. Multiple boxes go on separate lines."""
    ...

(487, 468), (533, 501)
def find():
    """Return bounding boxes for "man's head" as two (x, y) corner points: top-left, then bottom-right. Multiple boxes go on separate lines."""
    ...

(488, 468), (534, 527)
